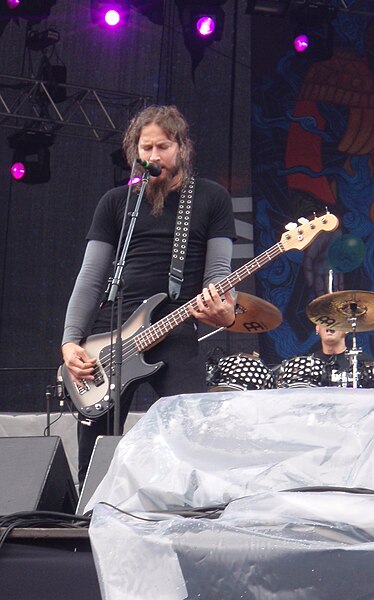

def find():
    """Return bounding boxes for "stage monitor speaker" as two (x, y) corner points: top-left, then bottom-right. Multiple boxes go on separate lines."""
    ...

(76, 435), (122, 515)
(0, 436), (78, 516)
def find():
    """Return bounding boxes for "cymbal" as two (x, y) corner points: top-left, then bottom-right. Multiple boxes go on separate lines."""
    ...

(228, 291), (282, 334)
(307, 290), (374, 332)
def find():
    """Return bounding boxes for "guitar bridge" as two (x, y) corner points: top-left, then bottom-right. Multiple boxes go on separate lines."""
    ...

(73, 370), (105, 397)
(74, 379), (90, 395)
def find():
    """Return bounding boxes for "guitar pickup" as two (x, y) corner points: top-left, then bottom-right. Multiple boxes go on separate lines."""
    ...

(94, 372), (104, 387)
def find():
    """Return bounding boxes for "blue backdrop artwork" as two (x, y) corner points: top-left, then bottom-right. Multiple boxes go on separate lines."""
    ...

(252, 10), (374, 365)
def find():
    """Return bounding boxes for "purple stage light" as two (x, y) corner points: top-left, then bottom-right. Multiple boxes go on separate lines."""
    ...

(294, 34), (309, 53)
(7, 0), (21, 8)
(104, 8), (121, 27)
(11, 162), (26, 181)
(128, 175), (142, 185)
(196, 16), (216, 37)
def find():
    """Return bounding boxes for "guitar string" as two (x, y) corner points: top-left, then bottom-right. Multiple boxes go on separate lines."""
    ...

(91, 241), (286, 382)
(91, 216), (332, 390)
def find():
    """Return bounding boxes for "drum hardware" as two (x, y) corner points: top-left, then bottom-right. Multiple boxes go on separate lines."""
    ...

(199, 327), (226, 342)
(206, 347), (226, 387)
(307, 290), (374, 390)
(328, 367), (356, 388)
(346, 312), (361, 389)
(199, 291), (282, 341)
(325, 362), (374, 389)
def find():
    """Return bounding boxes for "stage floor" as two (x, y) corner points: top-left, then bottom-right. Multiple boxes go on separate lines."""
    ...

(1, 528), (102, 600)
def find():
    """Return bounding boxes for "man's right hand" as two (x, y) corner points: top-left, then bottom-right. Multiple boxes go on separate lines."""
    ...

(61, 342), (96, 385)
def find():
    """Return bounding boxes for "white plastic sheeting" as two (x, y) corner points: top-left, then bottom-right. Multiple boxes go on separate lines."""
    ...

(90, 492), (374, 600)
(87, 388), (374, 599)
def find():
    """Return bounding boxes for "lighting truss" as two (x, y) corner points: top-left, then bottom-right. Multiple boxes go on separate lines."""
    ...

(0, 73), (152, 144)
(246, 0), (374, 18)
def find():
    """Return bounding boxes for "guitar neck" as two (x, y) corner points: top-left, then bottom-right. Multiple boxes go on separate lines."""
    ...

(135, 240), (285, 352)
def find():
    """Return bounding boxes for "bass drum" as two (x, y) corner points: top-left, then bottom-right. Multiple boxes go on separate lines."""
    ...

(277, 355), (325, 388)
(208, 353), (276, 392)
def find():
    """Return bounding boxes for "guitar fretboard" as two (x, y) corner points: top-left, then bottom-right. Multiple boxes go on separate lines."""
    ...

(134, 241), (285, 352)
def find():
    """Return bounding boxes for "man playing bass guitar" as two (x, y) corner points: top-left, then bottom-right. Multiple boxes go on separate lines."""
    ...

(61, 105), (237, 487)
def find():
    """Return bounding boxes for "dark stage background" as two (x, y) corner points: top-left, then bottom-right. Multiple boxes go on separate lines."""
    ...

(0, 1), (373, 412)
(0, 0), (254, 412)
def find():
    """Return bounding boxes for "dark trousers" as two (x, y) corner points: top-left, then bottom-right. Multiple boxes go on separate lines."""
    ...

(77, 320), (206, 488)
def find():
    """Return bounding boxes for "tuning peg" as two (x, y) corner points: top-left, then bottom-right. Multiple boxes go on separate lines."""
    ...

(285, 222), (297, 231)
(298, 217), (309, 225)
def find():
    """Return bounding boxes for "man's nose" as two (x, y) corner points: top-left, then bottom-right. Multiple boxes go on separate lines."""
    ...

(149, 148), (160, 161)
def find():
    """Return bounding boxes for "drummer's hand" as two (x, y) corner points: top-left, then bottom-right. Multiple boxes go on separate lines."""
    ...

(188, 284), (236, 328)
(61, 342), (96, 385)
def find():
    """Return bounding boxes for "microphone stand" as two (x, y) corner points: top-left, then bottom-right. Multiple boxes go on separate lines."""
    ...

(107, 171), (151, 436)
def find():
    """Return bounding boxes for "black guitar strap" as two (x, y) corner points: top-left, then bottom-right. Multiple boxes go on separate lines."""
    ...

(168, 176), (195, 301)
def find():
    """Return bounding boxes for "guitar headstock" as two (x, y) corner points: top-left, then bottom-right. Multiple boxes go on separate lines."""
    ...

(280, 213), (339, 252)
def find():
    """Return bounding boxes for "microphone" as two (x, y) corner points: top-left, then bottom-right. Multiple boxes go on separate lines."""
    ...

(136, 158), (162, 177)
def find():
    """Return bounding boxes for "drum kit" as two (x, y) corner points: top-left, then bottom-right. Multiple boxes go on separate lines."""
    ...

(205, 290), (374, 392)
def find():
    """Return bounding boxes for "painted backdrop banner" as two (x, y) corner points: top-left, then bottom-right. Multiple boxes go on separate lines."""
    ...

(252, 11), (374, 366)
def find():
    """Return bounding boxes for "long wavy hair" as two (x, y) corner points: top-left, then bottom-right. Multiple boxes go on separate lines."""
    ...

(123, 104), (194, 185)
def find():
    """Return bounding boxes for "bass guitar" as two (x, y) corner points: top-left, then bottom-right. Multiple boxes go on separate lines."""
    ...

(62, 212), (339, 418)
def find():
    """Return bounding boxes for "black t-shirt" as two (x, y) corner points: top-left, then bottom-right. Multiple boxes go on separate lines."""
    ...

(87, 177), (236, 331)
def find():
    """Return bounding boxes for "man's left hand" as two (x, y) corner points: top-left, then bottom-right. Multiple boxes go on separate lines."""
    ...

(188, 283), (236, 329)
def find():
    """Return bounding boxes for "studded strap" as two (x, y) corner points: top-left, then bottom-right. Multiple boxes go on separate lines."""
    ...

(168, 177), (195, 301)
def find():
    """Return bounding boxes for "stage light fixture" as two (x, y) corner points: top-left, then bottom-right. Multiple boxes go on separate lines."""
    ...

(293, 33), (309, 53)
(1, 0), (57, 37)
(91, 0), (128, 28)
(293, 22), (334, 61)
(288, 2), (337, 62)
(196, 15), (216, 37)
(26, 27), (60, 50)
(8, 130), (54, 184)
(176, 1), (226, 70)
(245, 0), (290, 18)
(24, 29), (67, 103)
(7, 0), (21, 9)
(130, 0), (164, 25)
(37, 55), (67, 103)
(11, 162), (26, 180)
(5, 0), (57, 20)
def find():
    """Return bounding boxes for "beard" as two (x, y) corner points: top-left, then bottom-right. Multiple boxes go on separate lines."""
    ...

(145, 157), (182, 215)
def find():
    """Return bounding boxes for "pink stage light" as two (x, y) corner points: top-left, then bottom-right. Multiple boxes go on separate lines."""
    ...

(104, 8), (121, 27)
(128, 175), (142, 185)
(7, 0), (21, 8)
(294, 34), (309, 53)
(11, 162), (26, 181)
(196, 16), (216, 37)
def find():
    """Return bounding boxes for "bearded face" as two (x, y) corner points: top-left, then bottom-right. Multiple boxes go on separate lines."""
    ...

(145, 153), (182, 214)
(137, 123), (184, 215)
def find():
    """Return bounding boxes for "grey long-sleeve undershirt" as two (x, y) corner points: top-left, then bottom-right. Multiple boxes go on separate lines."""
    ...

(62, 237), (234, 345)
